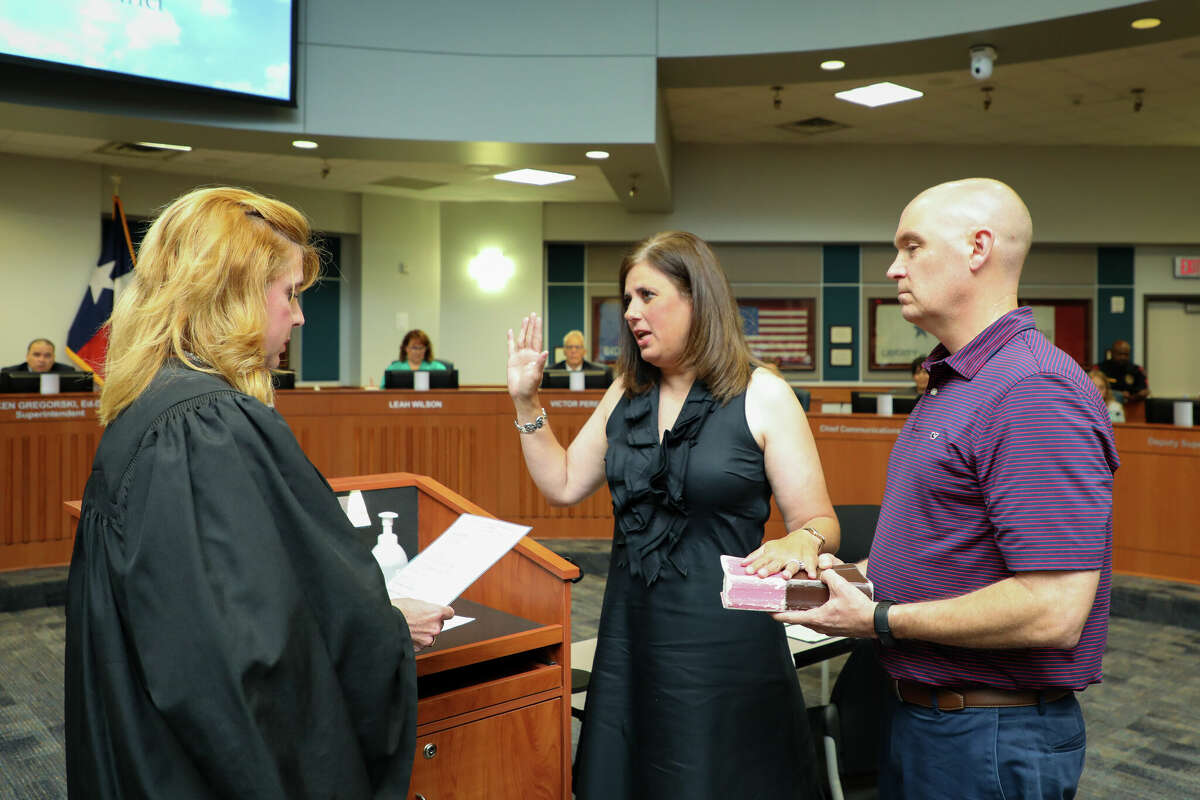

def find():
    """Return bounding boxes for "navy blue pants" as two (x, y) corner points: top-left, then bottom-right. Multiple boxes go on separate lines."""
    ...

(879, 691), (1086, 800)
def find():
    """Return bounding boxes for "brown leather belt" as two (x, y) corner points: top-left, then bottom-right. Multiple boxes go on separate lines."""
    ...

(893, 679), (1072, 711)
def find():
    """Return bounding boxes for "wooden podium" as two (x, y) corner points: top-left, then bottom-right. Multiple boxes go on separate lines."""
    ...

(325, 472), (580, 800)
(67, 471), (580, 799)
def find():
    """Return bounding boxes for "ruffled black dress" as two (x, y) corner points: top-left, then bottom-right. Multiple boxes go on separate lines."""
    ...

(573, 380), (822, 799)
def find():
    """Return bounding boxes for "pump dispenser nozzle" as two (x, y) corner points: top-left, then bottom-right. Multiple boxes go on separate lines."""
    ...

(372, 511), (407, 587)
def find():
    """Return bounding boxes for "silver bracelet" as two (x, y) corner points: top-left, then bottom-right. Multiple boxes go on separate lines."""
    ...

(514, 408), (547, 434)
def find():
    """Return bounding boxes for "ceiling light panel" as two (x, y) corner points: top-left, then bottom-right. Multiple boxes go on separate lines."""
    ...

(835, 82), (924, 107)
(493, 168), (576, 185)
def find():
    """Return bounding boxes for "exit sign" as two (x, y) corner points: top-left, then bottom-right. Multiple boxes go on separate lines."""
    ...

(1177, 256), (1200, 278)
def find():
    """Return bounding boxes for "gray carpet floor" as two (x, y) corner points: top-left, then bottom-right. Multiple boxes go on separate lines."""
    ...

(2, 544), (1199, 798)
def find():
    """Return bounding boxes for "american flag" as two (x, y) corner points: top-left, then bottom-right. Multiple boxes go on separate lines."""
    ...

(739, 300), (813, 367)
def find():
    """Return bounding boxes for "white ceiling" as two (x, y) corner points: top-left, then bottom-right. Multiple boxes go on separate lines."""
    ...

(668, 36), (1200, 148)
(0, 23), (1197, 205)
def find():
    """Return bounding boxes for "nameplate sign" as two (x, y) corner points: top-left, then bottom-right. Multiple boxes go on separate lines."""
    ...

(818, 423), (903, 437)
(1145, 435), (1200, 451)
(386, 398), (445, 411)
(548, 399), (600, 409)
(0, 397), (100, 422)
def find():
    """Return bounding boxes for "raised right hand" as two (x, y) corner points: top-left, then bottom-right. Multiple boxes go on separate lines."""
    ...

(507, 313), (549, 401)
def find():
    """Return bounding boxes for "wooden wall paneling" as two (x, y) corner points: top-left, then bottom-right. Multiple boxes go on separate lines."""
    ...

(809, 416), (900, 506)
(1, 411), (99, 569)
(1110, 425), (1200, 582)
(18, 393), (1200, 589)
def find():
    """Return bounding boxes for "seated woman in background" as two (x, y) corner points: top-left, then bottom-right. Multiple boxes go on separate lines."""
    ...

(382, 328), (448, 385)
(910, 354), (930, 395)
(1089, 366), (1125, 424)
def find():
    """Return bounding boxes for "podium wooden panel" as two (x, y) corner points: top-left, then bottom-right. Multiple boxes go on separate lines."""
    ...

(0, 394), (100, 570)
(326, 472), (580, 800)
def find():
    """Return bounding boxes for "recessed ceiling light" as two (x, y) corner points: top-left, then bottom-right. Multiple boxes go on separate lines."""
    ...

(493, 168), (576, 186)
(820, 60), (846, 71)
(835, 81), (923, 107)
(585, 150), (610, 160)
(134, 141), (192, 152)
(1130, 17), (1161, 30)
(291, 140), (319, 150)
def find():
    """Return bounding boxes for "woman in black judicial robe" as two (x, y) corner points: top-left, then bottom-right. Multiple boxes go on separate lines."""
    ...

(65, 187), (451, 799)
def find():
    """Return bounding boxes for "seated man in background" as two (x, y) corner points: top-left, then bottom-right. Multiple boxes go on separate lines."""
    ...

(549, 330), (610, 375)
(4, 338), (76, 373)
(1097, 339), (1149, 403)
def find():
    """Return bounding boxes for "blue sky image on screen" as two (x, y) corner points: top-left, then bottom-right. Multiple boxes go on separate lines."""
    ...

(0, 0), (292, 101)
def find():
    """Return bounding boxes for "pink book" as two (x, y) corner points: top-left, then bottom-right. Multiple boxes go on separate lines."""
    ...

(719, 554), (873, 611)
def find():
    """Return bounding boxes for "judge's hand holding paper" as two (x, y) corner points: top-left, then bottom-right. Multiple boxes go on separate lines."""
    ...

(391, 598), (455, 650)
(384, 513), (531, 649)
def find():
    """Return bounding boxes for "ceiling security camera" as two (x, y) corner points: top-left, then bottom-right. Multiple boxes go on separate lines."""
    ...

(970, 45), (997, 80)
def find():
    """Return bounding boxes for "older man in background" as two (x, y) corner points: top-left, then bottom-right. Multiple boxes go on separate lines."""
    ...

(3, 339), (75, 373)
(549, 330), (608, 373)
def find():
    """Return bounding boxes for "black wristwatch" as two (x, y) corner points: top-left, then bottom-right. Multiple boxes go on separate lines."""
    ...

(874, 601), (897, 647)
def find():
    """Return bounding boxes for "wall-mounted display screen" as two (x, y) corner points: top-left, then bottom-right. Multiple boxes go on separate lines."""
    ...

(0, 0), (297, 104)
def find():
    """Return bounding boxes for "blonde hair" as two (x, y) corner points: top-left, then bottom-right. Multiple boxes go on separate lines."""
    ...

(1088, 367), (1114, 403)
(616, 231), (762, 404)
(99, 187), (319, 425)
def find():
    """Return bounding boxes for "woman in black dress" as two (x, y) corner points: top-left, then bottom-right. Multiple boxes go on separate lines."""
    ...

(506, 231), (839, 798)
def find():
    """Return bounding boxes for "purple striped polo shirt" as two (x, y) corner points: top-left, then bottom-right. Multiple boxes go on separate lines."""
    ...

(868, 307), (1119, 691)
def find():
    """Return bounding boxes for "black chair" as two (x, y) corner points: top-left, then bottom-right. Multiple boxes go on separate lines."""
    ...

(807, 639), (888, 800)
(270, 370), (296, 390)
(833, 504), (880, 564)
(437, 359), (454, 371)
(793, 386), (812, 411)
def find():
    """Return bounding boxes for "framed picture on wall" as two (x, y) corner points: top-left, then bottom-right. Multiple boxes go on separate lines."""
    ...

(592, 296), (816, 370)
(591, 297), (624, 364)
(1019, 298), (1091, 368)
(737, 298), (815, 370)
(869, 298), (938, 370)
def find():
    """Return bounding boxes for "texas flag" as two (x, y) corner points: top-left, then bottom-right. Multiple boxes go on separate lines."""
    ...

(65, 196), (136, 381)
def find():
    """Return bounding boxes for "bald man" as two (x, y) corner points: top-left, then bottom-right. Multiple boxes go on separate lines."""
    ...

(3, 338), (75, 373)
(1097, 339), (1149, 403)
(779, 179), (1118, 799)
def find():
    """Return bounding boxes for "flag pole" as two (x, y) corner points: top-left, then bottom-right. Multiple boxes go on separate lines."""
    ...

(109, 175), (136, 268)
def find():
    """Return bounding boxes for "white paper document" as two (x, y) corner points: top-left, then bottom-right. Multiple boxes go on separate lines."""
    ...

(785, 623), (830, 643)
(386, 513), (531, 606)
(338, 490), (373, 528)
(440, 615), (476, 632)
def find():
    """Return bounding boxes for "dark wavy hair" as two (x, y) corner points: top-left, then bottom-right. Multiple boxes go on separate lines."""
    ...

(616, 231), (761, 404)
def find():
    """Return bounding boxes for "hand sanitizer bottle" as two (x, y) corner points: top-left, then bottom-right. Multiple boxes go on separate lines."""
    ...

(371, 511), (408, 586)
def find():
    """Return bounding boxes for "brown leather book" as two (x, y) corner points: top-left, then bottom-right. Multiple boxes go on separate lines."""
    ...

(720, 555), (873, 611)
